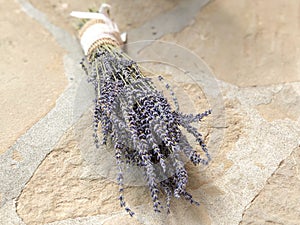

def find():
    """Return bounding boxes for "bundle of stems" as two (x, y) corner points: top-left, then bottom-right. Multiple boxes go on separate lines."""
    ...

(72, 4), (211, 216)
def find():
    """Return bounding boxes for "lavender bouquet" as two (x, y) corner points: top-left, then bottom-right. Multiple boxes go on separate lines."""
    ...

(71, 4), (211, 216)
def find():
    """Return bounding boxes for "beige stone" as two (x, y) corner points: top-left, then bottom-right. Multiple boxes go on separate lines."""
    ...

(102, 215), (143, 225)
(205, 97), (244, 180)
(3, 0), (300, 225)
(166, 203), (212, 225)
(16, 124), (148, 225)
(162, 0), (300, 87)
(256, 85), (300, 122)
(12, 149), (23, 162)
(0, 0), (67, 153)
(240, 147), (300, 225)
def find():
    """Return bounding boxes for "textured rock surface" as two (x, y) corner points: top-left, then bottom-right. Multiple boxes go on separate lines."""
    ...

(240, 147), (300, 225)
(162, 0), (300, 87)
(28, 0), (181, 32)
(16, 123), (148, 225)
(0, 0), (67, 153)
(1, 0), (300, 225)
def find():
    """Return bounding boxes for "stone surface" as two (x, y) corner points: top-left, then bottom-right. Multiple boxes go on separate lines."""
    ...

(16, 82), (300, 225)
(0, 200), (25, 225)
(240, 146), (300, 225)
(16, 115), (148, 225)
(28, 0), (181, 33)
(256, 85), (300, 122)
(1, 0), (300, 225)
(102, 215), (143, 225)
(162, 0), (300, 87)
(204, 83), (300, 225)
(0, 0), (67, 153)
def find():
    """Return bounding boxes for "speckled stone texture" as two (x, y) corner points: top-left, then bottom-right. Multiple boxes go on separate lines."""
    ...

(0, 0), (66, 153)
(1, 0), (300, 225)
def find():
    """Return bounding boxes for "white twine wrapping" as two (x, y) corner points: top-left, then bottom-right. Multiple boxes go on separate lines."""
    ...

(71, 4), (125, 55)
(79, 22), (121, 54)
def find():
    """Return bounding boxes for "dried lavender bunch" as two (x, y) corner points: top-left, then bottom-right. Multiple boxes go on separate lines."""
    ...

(80, 43), (212, 216)
(72, 3), (211, 216)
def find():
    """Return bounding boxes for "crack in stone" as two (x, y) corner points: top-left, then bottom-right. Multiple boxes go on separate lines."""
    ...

(16, 0), (81, 56)
(238, 147), (297, 225)
(15, 148), (56, 217)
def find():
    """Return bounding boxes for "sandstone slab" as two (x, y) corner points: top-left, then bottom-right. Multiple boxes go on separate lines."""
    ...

(1, 1), (300, 225)
(0, 0), (67, 153)
(240, 146), (300, 225)
(162, 0), (300, 87)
